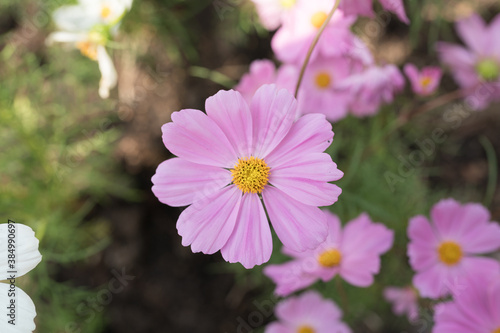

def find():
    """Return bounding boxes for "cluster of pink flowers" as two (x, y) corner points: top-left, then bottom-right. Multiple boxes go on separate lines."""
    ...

(150, 0), (500, 331)
(240, 0), (411, 122)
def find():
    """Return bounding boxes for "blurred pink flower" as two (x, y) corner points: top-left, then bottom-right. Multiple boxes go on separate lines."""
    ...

(265, 291), (351, 333)
(235, 59), (297, 102)
(264, 211), (394, 296)
(271, 0), (363, 64)
(407, 198), (500, 299)
(383, 286), (419, 321)
(152, 84), (343, 269)
(433, 274), (500, 333)
(250, 0), (300, 30)
(404, 64), (442, 96)
(437, 14), (500, 110)
(337, 64), (405, 116)
(297, 55), (363, 122)
(339, 0), (409, 24)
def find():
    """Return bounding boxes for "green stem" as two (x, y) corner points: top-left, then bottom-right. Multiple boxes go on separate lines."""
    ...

(294, 0), (340, 98)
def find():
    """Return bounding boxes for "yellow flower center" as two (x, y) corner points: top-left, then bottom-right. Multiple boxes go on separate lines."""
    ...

(297, 326), (315, 333)
(311, 11), (328, 29)
(437, 241), (462, 266)
(101, 5), (112, 19)
(492, 328), (500, 333)
(280, 0), (296, 9)
(76, 41), (98, 60)
(315, 72), (331, 89)
(231, 157), (270, 194)
(420, 76), (432, 88)
(476, 59), (500, 81)
(318, 249), (342, 268)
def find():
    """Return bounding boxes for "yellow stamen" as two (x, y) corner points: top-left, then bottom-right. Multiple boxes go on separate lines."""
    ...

(437, 241), (462, 266)
(420, 76), (432, 88)
(76, 41), (98, 60)
(231, 157), (270, 194)
(297, 325), (315, 333)
(280, 0), (295, 9)
(492, 328), (500, 333)
(318, 249), (342, 268)
(311, 11), (328, 29)
(315, 72), (331, 89)
(101, 5), (111, 19)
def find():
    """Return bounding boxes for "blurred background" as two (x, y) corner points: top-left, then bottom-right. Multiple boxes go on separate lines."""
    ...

(1, 0), (499, 332)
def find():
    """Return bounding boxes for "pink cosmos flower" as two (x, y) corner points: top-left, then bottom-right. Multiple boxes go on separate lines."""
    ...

(383, 286), (419, 322)
(433, 274), (500, 333)
(152, 84), (343, 269)
(297, 55), (363, 122)
(271, 0), (361, 64)
(264, 211), (394, 296)
(339, 0), (409, 24)
(404, 64), (442, 96)
(437, 14), (500, 110)
(250, 0), (300, 30)
(235, 59), (297, 103)
(337, 64), (405, 116)
(407, 198), (500, 299)
(265, 291), (352, 333)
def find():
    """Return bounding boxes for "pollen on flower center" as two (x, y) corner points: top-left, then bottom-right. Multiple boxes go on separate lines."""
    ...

(318, 249), (342, 268)
(476, 59), (500, 81)
(101, 5), (111, 19)
(437, 241), (462, 266)
(297, 325), (315, 333)
(492, 328), (500, 333)
(280, 0), (296, 9)
(77, 41), (98, 60)
(231, 157), (270, 194)
(311, 11), (328, 29)
(420, 76), (432, 88)
(315, 72), (331, 89)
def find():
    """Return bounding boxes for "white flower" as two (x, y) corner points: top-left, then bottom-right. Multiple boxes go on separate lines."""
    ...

(0, 223), (42, 333)
(47, 0), (131, 98)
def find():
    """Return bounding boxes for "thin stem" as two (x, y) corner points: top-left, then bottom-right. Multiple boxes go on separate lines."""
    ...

(294, 0), (340, 98)
(397, 87), (468, 125)
(335, 277), (349, 315)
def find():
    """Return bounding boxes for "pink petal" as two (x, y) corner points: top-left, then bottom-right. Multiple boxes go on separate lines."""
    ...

(269, 175), (342, 206)
(324, 211), (343, 246)
(412, 265), (448, 299)
(379, 0), (409, 24)
(436, 42), (476, 70)
(221, 193), (272, 269)
(265, 114), (334, 168)
(407, 215), (439, 248)
(264, 261), (318, 297)
(263, 186), (327, 252)
(205, 89), (253, 157)
(407, 242), (439, 271)
(162, 109), (237, 167)
(340, 254), (380, 287)
(433, 302), (479, 333)
(250, 84), (298, 158)
(151, 158), (230, 207)
(455, 14), (487, 54)
(488, 280), (500, 324)
(176, 186), (241, 254)
(271, 153), (343, 182)
(403, 63), (419, 84)
(455, 203), (500, 253)
(430, 198), (462, 239)
(341, 213), (394, 255)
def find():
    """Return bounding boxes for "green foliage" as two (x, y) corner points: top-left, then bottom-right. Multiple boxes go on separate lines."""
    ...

(0, 36), (136, 332)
